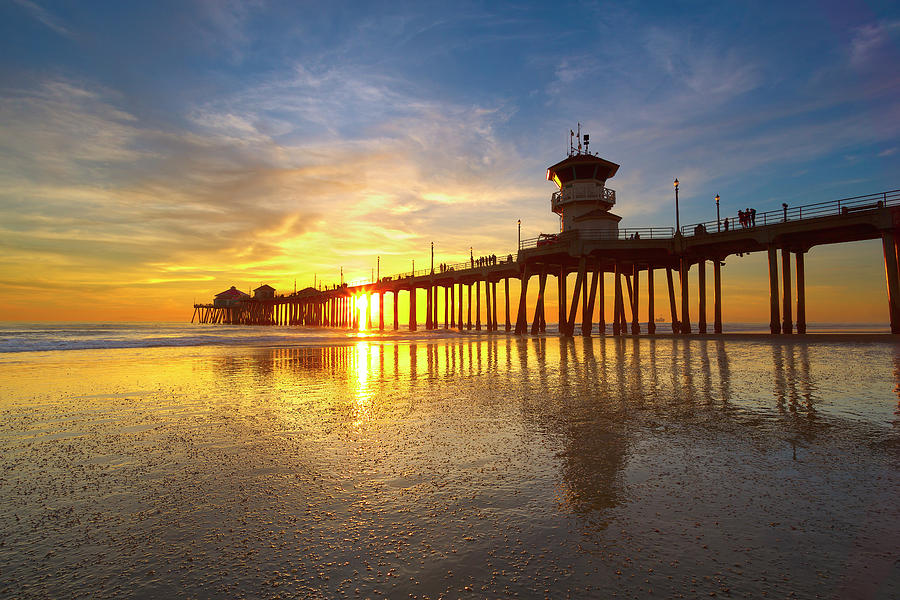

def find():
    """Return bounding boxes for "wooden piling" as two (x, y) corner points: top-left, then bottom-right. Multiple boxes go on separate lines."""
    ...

(476, 280), (482, 330)
(458, 282), (464, 330)
(679, 258), (691, 334)
(492, 281), (498, 331)
(631, 265), (640, 335)
(467, 284), (472, 330)
(450, 284), (456, 328)
(566, 259), (585, 337)
(698, 260), (707, 334)
(532, 272), (546, 335)
(557, 266), (567, 335)
(666, 267), (678, 334)
(444, 286), (449, 329)
(781, 248), (793, 334)
(647, 267), (656, 334)
(768, 245), (781, 334)
(515, 268), (530, 334)
(485, 279), (492, 331)
(713, 260), (722, 334)
(409, 287), (417, 331)
(882, 231), (900, 333)
(584, 269), (599, 337)
(613, 264), (622, 336)
(504, 278), (511, 331)
(393, 291), (399, 330)
(795, 251), (806, 334)
(598, 269), (605, 335)
(426, 286), (433, 330)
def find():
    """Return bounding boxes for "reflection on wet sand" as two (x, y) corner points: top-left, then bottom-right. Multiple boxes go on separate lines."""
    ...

(3, 337), (898, 599)
(228, 336), (885, 523)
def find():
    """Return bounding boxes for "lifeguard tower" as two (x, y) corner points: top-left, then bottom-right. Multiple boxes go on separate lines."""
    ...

(546, 126), (621, 236)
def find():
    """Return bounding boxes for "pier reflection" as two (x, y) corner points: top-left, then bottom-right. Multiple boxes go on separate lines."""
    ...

(209, 336), (882, 522)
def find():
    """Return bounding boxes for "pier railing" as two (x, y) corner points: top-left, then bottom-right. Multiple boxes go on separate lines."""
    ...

(519, 227), (675, 250)
(292, 188), (900, 292)
(680, 189), (900, 236)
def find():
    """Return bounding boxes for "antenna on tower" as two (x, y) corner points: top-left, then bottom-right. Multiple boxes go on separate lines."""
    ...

(583, 133), (590, 154)
(576, 123), (582, 154)
(569, 128), (575, 156)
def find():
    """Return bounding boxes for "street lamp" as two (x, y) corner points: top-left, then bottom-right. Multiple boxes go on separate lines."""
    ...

(715, 194), (720, 232)
(674, 178), (680, 235)
(431, 241), (434, 274)
(517, 219), (521, 249)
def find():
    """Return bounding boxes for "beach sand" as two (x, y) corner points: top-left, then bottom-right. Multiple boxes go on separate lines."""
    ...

(1, 336), (898, 598)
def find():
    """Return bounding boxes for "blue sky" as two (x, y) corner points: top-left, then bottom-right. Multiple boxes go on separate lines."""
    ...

(1, 0), (898, 320)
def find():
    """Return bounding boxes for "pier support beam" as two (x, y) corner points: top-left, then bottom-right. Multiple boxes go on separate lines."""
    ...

(505, 278), (511, 331)
(768, 245), (781, 334)
(680, 258), (691, 334)
(613, 264), (623, 336)
(485, 279), (492, 331)
(598, 269), (605, 335)
(393, 291), (399, 330)
(558, 266), (568, 336)
(475, 281), (482, 330)
(647, 267), (656, 334)
(713, 260), (723, 334)
(698, 260), (707, 335)
(409, 287), (417, 331)
(566, 259), (585, 337)
(492, 281), (498, 331)
(782, 248), (793, 334)
(796, 251), (806, 334)
(532, 272), (547, 335)
(458, 283), (464, 331)
(467, 284), (472, 330)
(379, 292), (384, 331)
(444, 286), (449, 329)
(450, 285), (455, 328)
(584, 268), (599, 337)
(883, 231), (900, 333)
(631, 266), (641, 335)
(666, 267), (678, 334)
(426, 286), (433, 330)
(515, 268), (530, 334)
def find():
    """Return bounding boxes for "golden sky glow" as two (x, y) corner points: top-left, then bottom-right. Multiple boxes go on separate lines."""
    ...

(1, 4), (898, 323)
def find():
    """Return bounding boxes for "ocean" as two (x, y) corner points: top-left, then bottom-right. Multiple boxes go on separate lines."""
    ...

(1, 322), (898, 598)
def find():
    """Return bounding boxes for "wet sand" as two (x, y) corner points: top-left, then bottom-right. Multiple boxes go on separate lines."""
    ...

(1, 337), (898, 598)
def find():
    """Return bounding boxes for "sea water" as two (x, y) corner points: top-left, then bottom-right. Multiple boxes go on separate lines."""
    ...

(0, 324), (897, 598)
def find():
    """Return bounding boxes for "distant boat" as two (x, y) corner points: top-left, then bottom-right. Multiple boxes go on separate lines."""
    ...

(655, 316), (665, 322)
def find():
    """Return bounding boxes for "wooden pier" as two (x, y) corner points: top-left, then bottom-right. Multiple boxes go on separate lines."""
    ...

(192, 187), (900, 336)
(192, 143), (900, 335)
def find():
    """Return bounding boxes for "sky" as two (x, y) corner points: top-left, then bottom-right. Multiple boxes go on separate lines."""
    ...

(1, 0), (899, 323)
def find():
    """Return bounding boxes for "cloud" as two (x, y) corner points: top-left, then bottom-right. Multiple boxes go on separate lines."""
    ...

(11, 0), (73, 38)
(0, 71), (541, 306)
(849, 19), (900, 68)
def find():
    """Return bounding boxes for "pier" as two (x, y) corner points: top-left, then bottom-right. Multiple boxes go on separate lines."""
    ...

(193, 137), (900, 335)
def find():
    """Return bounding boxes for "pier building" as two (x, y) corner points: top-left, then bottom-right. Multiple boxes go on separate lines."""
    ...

(192, 132), (900, 335)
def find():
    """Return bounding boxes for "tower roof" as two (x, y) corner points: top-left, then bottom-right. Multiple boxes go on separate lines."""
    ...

(547, 154), (620, 188)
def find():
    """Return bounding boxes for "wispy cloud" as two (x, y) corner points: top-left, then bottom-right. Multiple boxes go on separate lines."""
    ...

(11, 0), (73, 38)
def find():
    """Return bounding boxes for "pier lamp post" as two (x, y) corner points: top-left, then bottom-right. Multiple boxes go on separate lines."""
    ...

(431, 241), (434, 274)
(674, 178), (680, 235)
(517, 219), (521, 249)
(715, 194), (720, 232)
